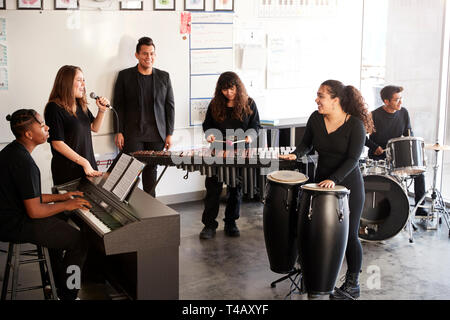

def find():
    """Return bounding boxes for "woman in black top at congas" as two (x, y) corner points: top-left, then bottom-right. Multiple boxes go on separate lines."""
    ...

(280, 80), (374, 300)
(0, 109), (90, 300)
(44, 65), (110, 185)
(200, 71), (260, 240)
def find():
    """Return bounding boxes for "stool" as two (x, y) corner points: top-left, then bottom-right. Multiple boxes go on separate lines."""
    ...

(1, 242), (58, 300)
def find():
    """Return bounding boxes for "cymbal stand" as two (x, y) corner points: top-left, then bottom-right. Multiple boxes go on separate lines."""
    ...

(412, 149), (450, 236)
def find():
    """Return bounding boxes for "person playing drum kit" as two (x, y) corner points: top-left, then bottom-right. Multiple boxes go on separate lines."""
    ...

(365, 85), (427, 216)
(280, 80), (374, 300)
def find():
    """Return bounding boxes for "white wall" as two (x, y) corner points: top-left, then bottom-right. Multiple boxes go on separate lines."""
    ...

(0, 0), (365, 201)
(384, 0), (445, 192)
(233, 0), (363, 121)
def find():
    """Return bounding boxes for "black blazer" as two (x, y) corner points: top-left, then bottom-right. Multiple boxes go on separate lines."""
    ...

(113, 65), (175, 142)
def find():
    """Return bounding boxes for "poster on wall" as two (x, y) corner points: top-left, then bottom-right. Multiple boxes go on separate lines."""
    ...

(153, 0), (175, 11)
(120, 1), (143, 10)
(185, 0), (205, 11)
(0, 67), (8, 90)
(0, 44), (7, 66)
(214, 0), (234, 11)
(17, 0), (43, 10)
(54, 0), (79, 10)
(0, 18), (5, 41)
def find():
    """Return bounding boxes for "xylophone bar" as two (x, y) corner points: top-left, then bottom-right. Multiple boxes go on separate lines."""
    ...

(132, 147), (307, 199)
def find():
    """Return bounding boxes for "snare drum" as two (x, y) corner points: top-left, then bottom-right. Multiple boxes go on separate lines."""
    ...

(263, 171), (309, 274)
(297, 183), (350, 295)
(386, 136), (426, 177)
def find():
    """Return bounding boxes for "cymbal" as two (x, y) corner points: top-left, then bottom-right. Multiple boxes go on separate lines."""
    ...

(425, 143), (450, 151)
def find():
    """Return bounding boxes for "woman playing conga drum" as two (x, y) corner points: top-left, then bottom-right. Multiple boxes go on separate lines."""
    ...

(280, 80), (374, 299)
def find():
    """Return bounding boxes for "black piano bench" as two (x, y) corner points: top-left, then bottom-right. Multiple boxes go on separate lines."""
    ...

(1, 242), (58, 300)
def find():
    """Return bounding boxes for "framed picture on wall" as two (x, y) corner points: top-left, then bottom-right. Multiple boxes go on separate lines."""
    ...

(0, 1), (5, 10)
(54, 0), (79, 10)
(17, 0), (43, 10)
(214, 0), (234, 11)
(185, 0), (205, 11)
(153, 0), (175, 11)
(120, 1), (143, 10)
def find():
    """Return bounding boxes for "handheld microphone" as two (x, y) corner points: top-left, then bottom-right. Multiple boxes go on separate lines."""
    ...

(90, 92), (112, 109)
(90, 92), (120, 143)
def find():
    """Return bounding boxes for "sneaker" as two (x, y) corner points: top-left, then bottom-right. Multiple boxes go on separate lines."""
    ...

(199, 227), (216, 239)
(224, 224), (240, 237)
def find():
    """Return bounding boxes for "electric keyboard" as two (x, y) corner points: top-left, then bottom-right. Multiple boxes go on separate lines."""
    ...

(53, 174), (180, 300)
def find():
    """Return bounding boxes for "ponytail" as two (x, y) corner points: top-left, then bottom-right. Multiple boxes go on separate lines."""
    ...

(321, 80), (374, 134)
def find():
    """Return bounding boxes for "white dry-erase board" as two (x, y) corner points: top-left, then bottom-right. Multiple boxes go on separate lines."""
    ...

(0, 10), (192, 141)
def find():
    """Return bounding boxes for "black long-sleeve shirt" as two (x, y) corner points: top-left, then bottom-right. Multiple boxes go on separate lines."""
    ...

(293, 111), (366, 184)
(365, 106), (412, 160)
(202, 98), (260, 143)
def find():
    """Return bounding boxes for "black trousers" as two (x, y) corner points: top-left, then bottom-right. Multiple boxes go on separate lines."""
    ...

(413, 173), (426, 205)
(202, 176), (242, 229)
(124, 139), (165, 197)
(341, 170), (365, 274)
(317, 169), (364, 274)
(7, 215), (87, 300)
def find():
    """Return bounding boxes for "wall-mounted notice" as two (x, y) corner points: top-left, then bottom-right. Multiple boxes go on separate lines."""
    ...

(190, 98), (210, 125)
(0, 18), (5, 41)
(190, 49), (232, 75)
(189, 12), (233, 126)
(0, 67), (8, 90)
(190, 23), (233, 49)
(0, 44), (7, 67)
(258, 0), (338, 17)
(266, 33), (302, 89)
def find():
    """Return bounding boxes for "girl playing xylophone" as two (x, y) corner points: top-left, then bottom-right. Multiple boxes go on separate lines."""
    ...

(200, 72), (261, 239)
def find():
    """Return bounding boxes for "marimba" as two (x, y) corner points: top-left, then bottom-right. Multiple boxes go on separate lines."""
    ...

(132, 147), (316, 199)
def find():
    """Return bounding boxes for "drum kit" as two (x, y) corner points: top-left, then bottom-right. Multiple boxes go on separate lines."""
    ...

(359, 137), (450, 243)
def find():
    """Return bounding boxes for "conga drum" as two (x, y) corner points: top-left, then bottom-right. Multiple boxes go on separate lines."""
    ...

(263, 170), (309, 274)
(297, 183), (350, 295)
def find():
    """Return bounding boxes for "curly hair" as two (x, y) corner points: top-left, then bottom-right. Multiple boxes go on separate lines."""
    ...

(321, 80), (375, 134)
(210, 72), (253, 123)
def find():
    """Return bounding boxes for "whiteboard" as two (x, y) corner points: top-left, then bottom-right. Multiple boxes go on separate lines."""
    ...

(0, 10), (190, 142)
(189, 12), (233, 126)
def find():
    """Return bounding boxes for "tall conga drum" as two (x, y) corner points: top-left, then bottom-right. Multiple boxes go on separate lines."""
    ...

(263, 170), (308, 274)
(297, 183), (350, 295)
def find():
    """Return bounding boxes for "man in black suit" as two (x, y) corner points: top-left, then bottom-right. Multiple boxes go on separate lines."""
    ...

(113, 37), (175, 197)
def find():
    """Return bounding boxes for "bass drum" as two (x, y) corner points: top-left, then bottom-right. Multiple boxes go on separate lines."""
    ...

(359, 175), (410, 241)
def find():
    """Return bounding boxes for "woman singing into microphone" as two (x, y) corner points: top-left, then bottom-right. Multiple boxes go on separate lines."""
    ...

(44, 65), (110, 185)
(280, 80), (374, 300)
